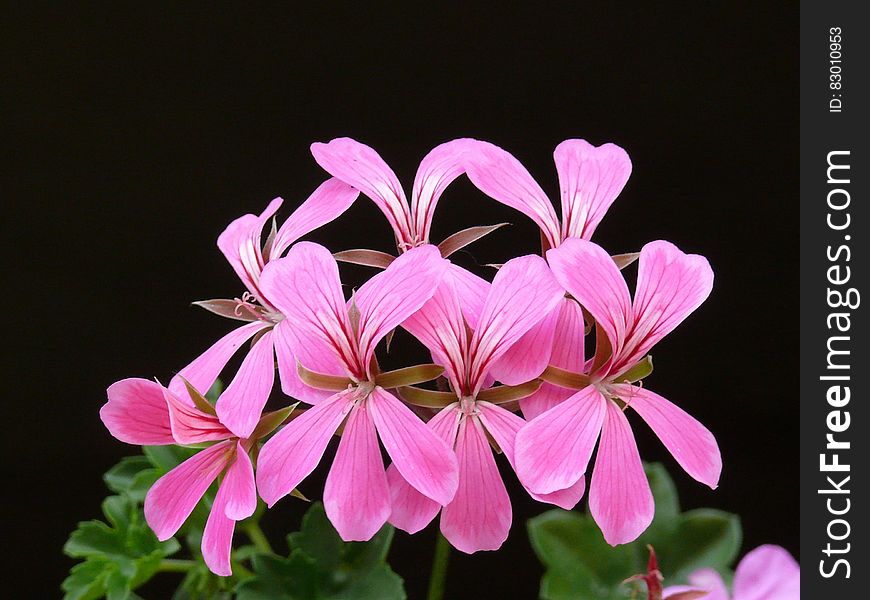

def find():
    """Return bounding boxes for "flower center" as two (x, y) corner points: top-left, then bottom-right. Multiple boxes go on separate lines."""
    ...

(459, 396), (478, 415)
(233, 292), (283, 323)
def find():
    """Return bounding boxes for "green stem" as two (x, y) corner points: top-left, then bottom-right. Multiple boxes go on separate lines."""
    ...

(244, 521), (273, 554)
(426, 532), (450, 600)
(231, 558), (254, 579)
(158, 559), (195, 573)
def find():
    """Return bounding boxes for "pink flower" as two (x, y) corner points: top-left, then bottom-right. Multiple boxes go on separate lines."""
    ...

(388, 254), (576, 553)
(663, 545), (800, 600)
(310, 137), (495, 332)
(464, 138), (632, 250)
(100, 378), (282, 576)
(516, 238), (721, 545)
(172, 180), (359, 439)
(254, 243), (459, 541)
(462, 139), (633, 420)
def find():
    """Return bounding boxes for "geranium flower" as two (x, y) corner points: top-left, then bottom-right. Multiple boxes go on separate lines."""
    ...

(311, 136), (496, 256)
(255, 243), (459, 541)
(310, 137), (496, 327)
(516, 238), (721, 545)
(171, 179), (359, 439)
(387, 254), (579, 553)
(100, 378), (292, 576)
(663, 545), (800, 600)
(462, 139), (633, 419)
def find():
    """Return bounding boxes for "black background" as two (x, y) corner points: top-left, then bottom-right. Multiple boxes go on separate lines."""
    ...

(5, 3), (797, 598)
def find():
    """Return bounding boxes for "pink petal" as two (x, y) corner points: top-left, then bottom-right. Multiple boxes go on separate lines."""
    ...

(217, 197), (283, 304)
(311, 138), (414, 246)
(441, 416), (511, 553)
(221, 441), (257, 520)
(464, 140), (561, 248)
(589, 400), (653, 545)
(546, 238), (631, 374)
(474, 401), (523, 465)
(355, 245), (448, 371)
(468, 255), (563, 393)
(386, 467), (441, 534)
(554, 139), (631, 241)
(387, 404), (460, 533)
(520, 298), (586, 419)
(259, 242), (359, 377)
(200, 449), (255, 578)
(256, 390), (351, 506)
(489, 302), (558, 386)
(515, 385), (606, 495)
(324, 403), (391, 541)
(476, 401), (584, 509)
(664, 568), (729, 600)
(162, 386), (232, 445)
(271, 320), (336, 405)
(617, 384), (721, 489)
(621, 240), (714, 369)
(733, 545), (800, 600)
(401, 277), (467, 391)
(169, 321), (270, 402)
(410, 139), (475, 242)
(144, 440), (235, 540)
(269, 178), (360, 257)
(101, 378), (174, 445)
(447, 263), (489, 331)
(215, 331), (276, 439)
(369, 387), (458, 505)
(533, 477), (587, 509)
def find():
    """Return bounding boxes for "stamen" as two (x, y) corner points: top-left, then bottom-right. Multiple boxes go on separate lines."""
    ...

(233, 293), (267, 321)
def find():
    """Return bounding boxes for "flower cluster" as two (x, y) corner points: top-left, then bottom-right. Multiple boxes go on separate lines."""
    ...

(100, 137), (721, 575)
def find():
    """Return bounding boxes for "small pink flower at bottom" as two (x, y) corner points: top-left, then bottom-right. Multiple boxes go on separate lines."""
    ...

(389, 254), (573, 554)
(663, 545), (800, 600)
(100, 378), (277, 576)
(516, 238), (722, 545)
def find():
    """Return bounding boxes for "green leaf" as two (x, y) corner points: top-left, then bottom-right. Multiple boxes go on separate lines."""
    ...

(663, 509), (742, 579)
(62, 559), (111, 600)
(528, 510), (639, 600)
(142, 444), (195, 471)
(340, 564), (405, 600)
(172, 562), (230, 600)
(287, 503), (344, 571)
(104, 457), (153, 495)
(636, 462), (681, 547)
(238, 502), (405, 600)
(236, 552), (318, 600)
(65, 521), (128, 558)
(528, 463), (743, 599)
(63, 493), (179, 600)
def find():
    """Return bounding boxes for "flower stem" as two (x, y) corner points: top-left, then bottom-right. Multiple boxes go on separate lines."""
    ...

(244, 521), (273, 554)
(426, 531), (450, 600)
(158, 559), (195, 573)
